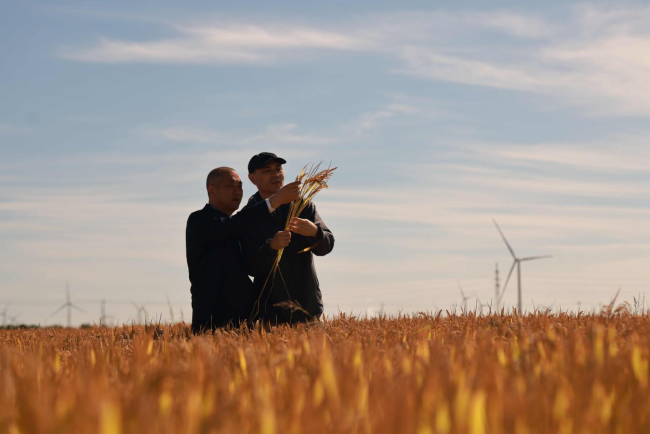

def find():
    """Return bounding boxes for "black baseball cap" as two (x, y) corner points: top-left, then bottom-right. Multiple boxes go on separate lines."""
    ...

(248, 152), (287, 173)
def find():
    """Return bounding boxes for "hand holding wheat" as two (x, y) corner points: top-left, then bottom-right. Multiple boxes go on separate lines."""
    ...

(269, 231), (291, 250)
(288, 217), (318, 237)
(250, 162), (337, 320)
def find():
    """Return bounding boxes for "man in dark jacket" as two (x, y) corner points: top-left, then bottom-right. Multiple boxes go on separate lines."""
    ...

(186, 166), (300, 333)
(242, 152), (335, 324)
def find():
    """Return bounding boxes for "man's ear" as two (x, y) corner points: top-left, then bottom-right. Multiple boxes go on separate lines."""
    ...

(248, 173), (257, 186)
(207, 184), (216, 198)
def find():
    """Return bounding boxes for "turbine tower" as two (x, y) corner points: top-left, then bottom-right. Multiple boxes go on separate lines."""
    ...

(51, 282), (86, 327)
(493, 220), (552, 314)
(99, 299), (113, 326)
(495, 263), (500, 310)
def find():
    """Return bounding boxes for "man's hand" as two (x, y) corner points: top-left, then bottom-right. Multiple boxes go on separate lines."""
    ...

(289, 218), (318, 237)
(269, 181), (301, 208)
(269, 231), (291, 251)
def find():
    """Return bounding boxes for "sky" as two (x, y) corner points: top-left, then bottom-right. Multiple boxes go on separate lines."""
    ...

(1, 1), (649, 326)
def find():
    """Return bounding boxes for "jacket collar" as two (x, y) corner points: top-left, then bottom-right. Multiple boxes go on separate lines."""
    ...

(247, 191), (264, 207)
(203, 203), (229, 219)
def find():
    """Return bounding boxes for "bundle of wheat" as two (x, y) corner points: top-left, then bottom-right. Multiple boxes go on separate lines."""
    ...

(251, 162), (337, 320)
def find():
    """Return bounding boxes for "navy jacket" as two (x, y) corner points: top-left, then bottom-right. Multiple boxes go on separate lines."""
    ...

(186, 201), (271, 332)
(242, 192), (334, 324)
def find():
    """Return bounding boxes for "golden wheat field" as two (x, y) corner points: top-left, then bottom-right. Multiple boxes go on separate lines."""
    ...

(1, 310), (649, 434)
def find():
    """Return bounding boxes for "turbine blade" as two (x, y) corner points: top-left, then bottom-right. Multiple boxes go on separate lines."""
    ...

(493, 219), (516, 259)
(498, 261), (517, 304)
(71, 304), (87, 314)
(520, 255), (553, 262)
(457, 281), (466, 299)
(50, 304), (67, 317)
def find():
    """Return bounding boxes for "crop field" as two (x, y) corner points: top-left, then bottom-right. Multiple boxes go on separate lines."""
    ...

(1, 309), (650, 433)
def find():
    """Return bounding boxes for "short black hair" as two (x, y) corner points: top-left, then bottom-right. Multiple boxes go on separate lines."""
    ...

(206, 167), (235, 190)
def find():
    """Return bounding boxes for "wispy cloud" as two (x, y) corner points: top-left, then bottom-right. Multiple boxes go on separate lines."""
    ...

(344, 96), (442, 136)
(398, 48), (544, 91)
(58, 10), (552, 65)
(364, 10), (553, 41)
(57, 6), (650, 116)
(394, 6), (650, 116)
(245, 123), (337, 145)
(59, 24), (369, 64)
(465, 142), (650, 173)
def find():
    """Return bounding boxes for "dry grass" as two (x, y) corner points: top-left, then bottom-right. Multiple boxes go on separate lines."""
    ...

(1, 310), (650, 433)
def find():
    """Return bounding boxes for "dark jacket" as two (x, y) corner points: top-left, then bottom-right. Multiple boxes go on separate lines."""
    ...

(242, 192), (334, 324)
(186, 202), (271, 333)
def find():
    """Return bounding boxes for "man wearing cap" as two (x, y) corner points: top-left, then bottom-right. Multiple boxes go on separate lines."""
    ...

(242, 152), (335, 324)
(186, 166), (300, 333)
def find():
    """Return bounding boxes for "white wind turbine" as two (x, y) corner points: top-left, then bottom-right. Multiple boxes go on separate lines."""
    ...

(1, 303), (10, 326)
(131, 302), (147, 324)
(8, 313), (22, 326)
(51, 282), (86, 327)
(99, 300), (113, 326)
(494, 220), (552, 314)
(457, 281), (473, 312)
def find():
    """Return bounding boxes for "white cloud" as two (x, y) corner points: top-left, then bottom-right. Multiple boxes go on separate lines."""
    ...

(362, 10), (553, 42)
(59, 25), (369, 64)
(58, 6), (650, 116)
(398, 47), (544, 91)
(181, 25), (367, 50)
(352, 110), (394, 134)
(60, 36), (271, 64)
(394, 6), (650, 116)
(343, 96), (441, 136)
(245, 123), (337, 145)
(58, 10), (551, 65)
(465, 142), (650, 173)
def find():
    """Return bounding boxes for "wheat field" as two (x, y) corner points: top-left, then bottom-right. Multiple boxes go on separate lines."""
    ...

(1, 309), (649, 433)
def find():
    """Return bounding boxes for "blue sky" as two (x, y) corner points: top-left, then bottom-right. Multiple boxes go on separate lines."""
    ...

(1, 1), (649, 325)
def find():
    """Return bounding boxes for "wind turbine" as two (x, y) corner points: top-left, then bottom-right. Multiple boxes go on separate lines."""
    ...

(474, 292), (488, 314)
(1, 303), (10, 326)
(99, 300), (113, 326)
(51, 282), (86, 327)
(457, 281), (473, 312)
(131, 302), (147, 324)
(8, 313), (22, 326)
(493, 220), (552, 314)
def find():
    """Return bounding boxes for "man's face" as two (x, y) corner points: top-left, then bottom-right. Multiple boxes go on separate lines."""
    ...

(248, 161), (285, 196)
(209, 170), (243, 215)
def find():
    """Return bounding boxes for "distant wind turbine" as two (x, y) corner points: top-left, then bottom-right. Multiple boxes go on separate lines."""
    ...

(99, 299), (113, 326)
(51, 282), (86, 327)
(8, 313), (22, 326)
(131, 302), (147, 324)
(493, 220), (552, 314)
(457, 281), (473, 312)
(1, 303), (10, 326)
(474, 292), (488, 314)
